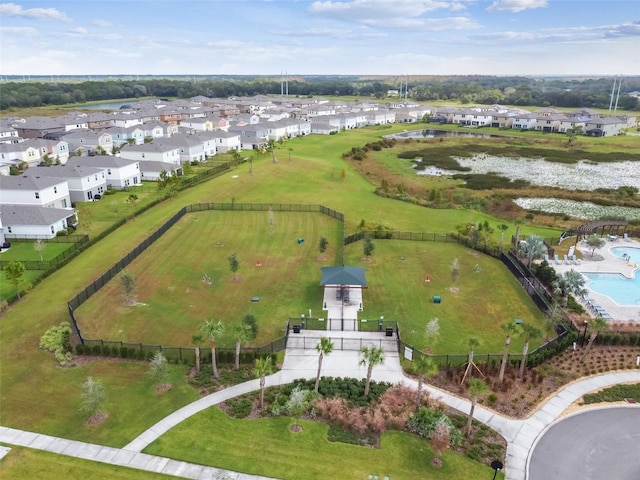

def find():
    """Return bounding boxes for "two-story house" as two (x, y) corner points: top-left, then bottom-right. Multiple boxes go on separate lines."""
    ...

(71, 157), (141, 190)
(31, 165), (107, 202)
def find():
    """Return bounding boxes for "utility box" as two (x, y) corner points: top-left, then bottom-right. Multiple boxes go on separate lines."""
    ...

(432, 295), (442, 304)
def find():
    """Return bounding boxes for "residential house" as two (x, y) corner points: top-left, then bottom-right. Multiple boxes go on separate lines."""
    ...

(512, 113), (538, 130)
(138, 161), (183, 181)
(534, 114), (566, 133)
(558, 117), (589, 134)
(584, 117), (627, 137)
(365, 110), (396, 126)
(490, 112), (516, 128)
(452, 109), (493, 127)
(11, 116), (66, 139)
(71, 157), (141, 190)
(200, 130), (241, 154)
(227, 124), (270, 150)
(0, 124), (19, 143)
(104, 126), (145, 147)
(0, 174), (71, 209)
(0, 142), (41, 167)
(179, 117), (214, 131)
(310, 123), (339, 135)
(58, 129), (113, 155)
(23, 138), (70, 165)
(119, 143), (181, 165)
(140, 121), (166, 140)
(31, 165), (107, 202)
(0, 204), (77, 239)
(155, 135), (206, 164)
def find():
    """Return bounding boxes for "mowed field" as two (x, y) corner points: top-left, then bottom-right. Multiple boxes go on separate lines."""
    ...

(76, 207), (543, 353)
(76, 210), (344, 346)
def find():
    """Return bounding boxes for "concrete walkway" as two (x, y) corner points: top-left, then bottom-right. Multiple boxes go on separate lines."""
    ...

(0, 344), (639, 480)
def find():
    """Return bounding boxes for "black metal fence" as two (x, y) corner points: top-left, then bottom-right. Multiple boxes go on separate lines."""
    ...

(344, 230), (501, 258)
(0, 235), (89, 271)
(185, 202), (344, 221)
(77, 336), (286, 364)
(290, 317), (398, 333)
(285, 334), (395, 352)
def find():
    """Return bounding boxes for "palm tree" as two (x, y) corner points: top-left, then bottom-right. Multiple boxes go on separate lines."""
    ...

(518, 324), (542, 379)
(255, 356), (274, 409)
(552, 269), (587, 308)
(498, 322), (518, 384)
(200, 320), (224, 379)
(359, 346), (385, 396)
(415, 355), (438, 409)
(233, 324), (252, 371)
(520, 235), (546, 267)
(513, 219), (523, 253)
(314, 337), (334, 393)
(465, 379), (490, 437)
(581, 317), (608, 362)
(191, 334), (204, 374)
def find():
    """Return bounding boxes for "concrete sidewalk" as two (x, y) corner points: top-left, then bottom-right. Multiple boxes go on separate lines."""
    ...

(1, 343), (638, 480)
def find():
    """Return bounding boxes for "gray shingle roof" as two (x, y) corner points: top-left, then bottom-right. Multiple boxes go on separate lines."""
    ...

(0, 204), (72, 226)
(0, 174), (65, 191)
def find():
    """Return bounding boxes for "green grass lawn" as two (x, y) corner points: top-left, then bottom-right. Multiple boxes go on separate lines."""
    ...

(145, 406), (504, 480)
(76, 210), (344, 346)
(0, 444), (176, 480)
(0, 240), (71, 262)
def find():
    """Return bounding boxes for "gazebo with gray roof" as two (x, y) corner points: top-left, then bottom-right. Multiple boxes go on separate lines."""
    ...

(320, 266), (367, 331)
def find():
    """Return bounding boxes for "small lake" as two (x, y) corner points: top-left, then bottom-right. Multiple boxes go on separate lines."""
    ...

(385, 129), (498, 139)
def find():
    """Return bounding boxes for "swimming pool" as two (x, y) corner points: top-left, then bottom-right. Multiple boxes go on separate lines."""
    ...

(610, 246), (640, 264)
(583, 272), (640, 306)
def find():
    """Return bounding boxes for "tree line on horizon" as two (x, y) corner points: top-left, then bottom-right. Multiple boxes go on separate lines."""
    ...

(1, 75), (638, 111)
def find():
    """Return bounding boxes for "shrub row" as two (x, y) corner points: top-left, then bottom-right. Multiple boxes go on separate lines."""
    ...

(527, 332), (578, 368)
(595, 332), (640, 346)
(75, 343), (277, 366)
(283, 377), (392, 407)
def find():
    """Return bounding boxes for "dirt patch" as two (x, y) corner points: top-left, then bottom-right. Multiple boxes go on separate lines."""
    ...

(86, 412), (108, 426)
(156, 383), (172, 393)
(289, 424), (303, 433)
(448, 287), (459, 294)
(427, 345), (640, 419)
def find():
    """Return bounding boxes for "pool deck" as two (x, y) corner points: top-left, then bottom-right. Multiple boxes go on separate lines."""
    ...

(549, 237), (640, 324)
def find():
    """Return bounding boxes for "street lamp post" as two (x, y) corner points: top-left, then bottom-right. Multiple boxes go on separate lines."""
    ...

(491, 459), (504, 480)
(581, 320), (589, 348)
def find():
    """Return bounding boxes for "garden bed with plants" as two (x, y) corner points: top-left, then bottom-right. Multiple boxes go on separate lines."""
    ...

(216, 377), (506, 468)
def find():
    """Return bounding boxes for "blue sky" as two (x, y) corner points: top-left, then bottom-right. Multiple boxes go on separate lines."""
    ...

(1, 0), (638, 76)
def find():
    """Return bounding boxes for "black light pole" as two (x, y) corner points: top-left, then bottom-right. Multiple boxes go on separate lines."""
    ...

(581, 320), (589, 348)
(491, 459), (504, 480)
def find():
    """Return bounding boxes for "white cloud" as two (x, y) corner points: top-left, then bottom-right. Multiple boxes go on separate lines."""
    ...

(487, 0), (547, 13)
(268, 27), (386, 39)
(0, 26), (39, 36)
(0, 2), (71, 22)
(68, 27), (88, 35)
(91, 19), (114, 28)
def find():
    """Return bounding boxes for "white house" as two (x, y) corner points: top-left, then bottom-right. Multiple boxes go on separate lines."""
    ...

(31, 165), (107, 202)
(119, 143), (181, 165)
(585, 117), (627, 137)
(452, 109), (493, 127)
(365, 110), (396, 126)
(138, 160), (183, 181)
(0, 174), (71, 209)
(0, 204), (77, 239)
(310, 123), (339, 135)
(140, 121), (166, 140)
(179, 118), (214, 131)
(155, 135), (206, 164)
(227, 125), (270, 150)
(71, 157), (141, 190)
(512, 114), (538, 130)
(202, 130), (241, 154)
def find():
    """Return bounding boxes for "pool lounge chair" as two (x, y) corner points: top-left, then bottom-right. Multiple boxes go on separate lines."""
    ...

(554, 254), (561, 265)
(624, 233), (630, 242)
(572, 255), (581, 265)
(544, 254), (550, 263)
(563, 254), (570, 265)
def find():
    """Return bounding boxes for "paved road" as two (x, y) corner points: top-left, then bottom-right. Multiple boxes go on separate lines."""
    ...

(528, 406), (640, 480)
